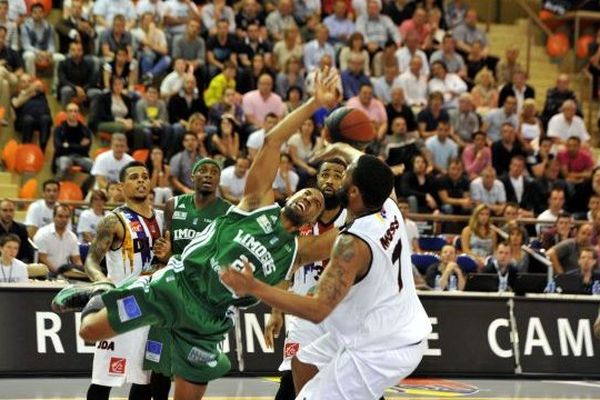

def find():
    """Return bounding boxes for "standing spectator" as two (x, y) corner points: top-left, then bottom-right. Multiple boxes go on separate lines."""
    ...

(146, 147), (173, 205)
(0, 200), (34, 263)
(169, 132), (201, 194)
(424, 120), (458, 174)
(98, 14), (134, 63)
(483, 241), (519, 288)
(448, 93), (479, 145)
(428, 60), (467, 109)
(499, 155), (535, 217)
(163, 0), (201, 38)
(24, 180), (60, 238)
(33, 204), (81, 274)
(0, 234), (28, 282)
(57, 42), (101, 108)
(242, 73), (285, 128)
(536, 187), (566, 236)
(53, 103), (93, 182)
(55, 0), (96, 55)
(396, 55), (428, 109)
(470, 68), (498, 114)
(201, 0), (235, 36)
(430, 34), (466, 78)
(287, 118), (319, 187)
(395, 31), (430, 76)
(273, 153), (299, 204)
(385, 86), (417, 133)
(20, 3), (65, 81)
(398, 153), (439, 213)
(498, 70), (535, 112)
(462, 131), (491, 180)
(11, 74), (52, 151)
(461, 204), (496, 267)
(76, 190), (108, 243)
(303, 24), (336, 73)
(416, 91), (449, 139)
(436, 158), (472, 215)
(425, 245), (466, 291)
(219, 156), (250, 204)
(483, 95), (518, 142)
(323, 0), (355, 45)
(541, 213), (574, 250)
(171, 20), (206, 78)
(495, 46), (523, 87)
(547, 223), (594, 273)
(0, 25), (22, 125)
(547, 100), (590, 146)
(470, 166), (506, 215)
(206, 19), (239, 78)
(133, 11), (171, 84)
(541, 73), (580, 128)
(265, 0), (296, 42)
(452, 8), (489, 57)
(338, 32), (371, 77)
(346, 83), (388, 140)
(557, 136), (595, 183)
(90, 133), (134, 190)
(356, 0), (401, 56)
(272, 24), (303, 72)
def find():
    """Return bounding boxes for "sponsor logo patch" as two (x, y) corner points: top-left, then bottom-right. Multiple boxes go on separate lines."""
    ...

(145, 340), (163, 363)
(109, 357), (126, 375)
(256, 215), (273, 234)
(116, 295), (142, 322)
(187, 347), (218, 368)
(173, 211), (188, 220)
(283, 342), (300, 359)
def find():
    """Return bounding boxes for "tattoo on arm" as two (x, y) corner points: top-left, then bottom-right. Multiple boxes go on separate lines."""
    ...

(163, 198), (174, 236)
(85, 213), (120, 282)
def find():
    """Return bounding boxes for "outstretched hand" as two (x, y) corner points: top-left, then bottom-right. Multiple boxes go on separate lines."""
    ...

(313, 66), (341, 109)
(219, 257), (256, 298)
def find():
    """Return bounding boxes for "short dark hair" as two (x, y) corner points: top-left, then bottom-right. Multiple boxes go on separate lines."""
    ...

(351, 155), (393, 209)
(183, 131), (198, 141)
(265, 112), (279, 120)
(472, 131), (486, 140)
(431, 60), (447, 71)
(53, 204), (71, 217)
(0, 233), (20, 247)
(286, 85), (303, 100)
(43, 179), (60, 191)
(567, 135), (581, 143)
(119, 161), (147, 182)
(359, 82), (373, 91)
(318, 157), (347, 172)
(31, 2), (44, 11)
(580, 247), (598, 260)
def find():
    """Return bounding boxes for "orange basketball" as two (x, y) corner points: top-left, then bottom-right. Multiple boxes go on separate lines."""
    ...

(576, 35), (595, 58)
(14, 144), (45, 173)
(2, 139), (19, 172)
(58, 181), (83, 201)
(546, 33), (570, 58)
(324, 107), (376, 149)
(19, 178), (38, 199)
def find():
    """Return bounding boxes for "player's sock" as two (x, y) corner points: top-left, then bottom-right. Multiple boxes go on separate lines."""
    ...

(86, 384), (111, 400)
(275, 370), (296, 400)
(128, 383), (151, 400)
(51, 281), (114, 313)
(150, 372), (172, 400)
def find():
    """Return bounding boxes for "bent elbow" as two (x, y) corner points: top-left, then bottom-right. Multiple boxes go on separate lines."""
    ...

(308, 305), (333, 324)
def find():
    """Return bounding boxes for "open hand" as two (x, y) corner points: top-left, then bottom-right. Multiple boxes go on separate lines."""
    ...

(313, 66), (341, 109)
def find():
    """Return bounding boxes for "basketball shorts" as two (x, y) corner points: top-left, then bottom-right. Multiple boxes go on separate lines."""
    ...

(101, 266), (233, 383)
(296, 333), (426, 400)
(278, 315), (326, 372)
(142, 326), (173, 377)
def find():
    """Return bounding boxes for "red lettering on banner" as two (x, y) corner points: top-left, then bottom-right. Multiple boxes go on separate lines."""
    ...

(109, 357), (126, 375)
(284, 342), (300, 359)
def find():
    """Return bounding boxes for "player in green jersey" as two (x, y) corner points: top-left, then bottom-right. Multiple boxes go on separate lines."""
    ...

(52, 67), (342, 400)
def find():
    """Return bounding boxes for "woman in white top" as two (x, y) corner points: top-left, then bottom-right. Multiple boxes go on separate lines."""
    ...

(0, 234), (28, 283)
(339, 32), (371, 76)
(287, 118), (322, 188)
(518, 98), (543, 149)
(76, 190), (108, 243)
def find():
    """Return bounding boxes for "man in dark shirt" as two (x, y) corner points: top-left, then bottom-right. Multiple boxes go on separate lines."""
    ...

(238, 22), (272, 69)
(559, 247), (600, 294)
(53, 103), (93, 182)
(206, 19), (239, 78)
(386, 86), (417, 134)
(54, 0), (96, 55)
(541, 73), (581, 129)
(57, 42), (100, 107)
(0, 199), (34, 263)
(383, 0), (416, 25)
(11, 73), (52, 151)
(500, 155), (535, 217)
(0, 25), (23, 124)
(437, 158), (473, 215)
(491, 122), (527, 176)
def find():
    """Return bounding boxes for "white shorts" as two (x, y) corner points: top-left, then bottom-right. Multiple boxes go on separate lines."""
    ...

(296, 333), (426, 400)
(91, 326), (151, 387)
(279, 315), (326, 371)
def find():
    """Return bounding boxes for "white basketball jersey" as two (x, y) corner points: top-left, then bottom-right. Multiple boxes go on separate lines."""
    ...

(291, 208), (347, 295)
(323, 198), (431, 351)
(105, 206), (163, 285)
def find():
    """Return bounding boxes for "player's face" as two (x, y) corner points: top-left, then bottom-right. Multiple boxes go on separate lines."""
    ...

(317, 162), (345, 209)
(193, 163), (220, 194)
(284, 188), (325, 227)
(122, 166), (151, 202)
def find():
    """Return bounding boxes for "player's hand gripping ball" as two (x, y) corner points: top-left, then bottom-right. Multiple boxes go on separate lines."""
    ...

(323, 107), (377, 150)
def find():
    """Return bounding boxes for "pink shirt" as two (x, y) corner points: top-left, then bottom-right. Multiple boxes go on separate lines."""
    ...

(242, 90), (285, 125)
(462, 144), (492, 179)
(399, 20), (431, 46)
(556, 149), (595, 173)
(346, 97), (387, 125)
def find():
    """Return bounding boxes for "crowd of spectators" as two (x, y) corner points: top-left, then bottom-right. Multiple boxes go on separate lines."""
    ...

(0, 0), (599, 293)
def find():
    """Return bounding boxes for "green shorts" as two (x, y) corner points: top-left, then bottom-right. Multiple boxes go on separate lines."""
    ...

(102, 266), (233, 383)
(143, 327), (173, 377)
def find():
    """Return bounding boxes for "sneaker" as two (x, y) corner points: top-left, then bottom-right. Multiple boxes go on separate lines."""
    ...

(51, 281), (115, 313)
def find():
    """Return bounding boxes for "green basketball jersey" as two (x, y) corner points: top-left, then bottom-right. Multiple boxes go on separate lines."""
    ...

(176, 204), (298, 312)
(171, 194), (232, 255)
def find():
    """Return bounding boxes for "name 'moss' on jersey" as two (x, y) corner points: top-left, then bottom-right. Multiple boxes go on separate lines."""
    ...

(323, 198), (432, 351)
(105, 206), (163, 284)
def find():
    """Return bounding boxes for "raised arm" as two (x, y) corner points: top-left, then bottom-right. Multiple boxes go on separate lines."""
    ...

(85, 213), (123, 282)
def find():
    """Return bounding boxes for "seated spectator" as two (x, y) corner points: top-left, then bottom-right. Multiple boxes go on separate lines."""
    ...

(33, 204), (81, 274)
(283, 85), (303, 115)
(90, 133), (134, 190)
(573, 168), (600, 217)
(498, 70), (534, 112)
(303, 24), (336, 73)
(395, 31), (430, 76)
(106, 181), (125, 204)
(346, 83), (388, 140)
(385, 86), (417, 134)
(238, 22), (273, 70)
(399, 7), (431, 50)
(11, 74), (52, 151)
(380, 116), (423, 174)
(372, 62), (399, 105)
(355, 0), (401, 55)
(428, 60), (467, 109)
(58, 42), (100, 108)
(287, 118), (320, 188)
(135, 85), (171, 150)
(0, 25), (23, 125)
(203, 61), (237, 108)
(98, 14), (134, 63)
(483, 95), (518, 142)
(425, 245), (466, 291)
(323, 0), (355, 45)
(207, 87), (245, 128)
(169, 132), (202, 194)
(558, 247), (600, 294)
(430, 34), (467, 79)
(425, 120), (458, 174)
(470, 68), (498, 114)
(246, 113), (280, 161)
(102, 46), (138, 94)
(528, 137), (555, 178)
(202, 0), (235, 36)
(5, 0), (26, 25)
(445, 0), (467, 29)
(339, 32), (371, 77)
(135, 0), (166, 24)
(20, 3), (64, 83)
(0, 1), (18, 51)
(499, 203), (528, 243)
(541, 73), (580, 129)
(265, 0), (296, 42)
(235, 0), (264, 39)
(341, 52), (371, 100)
(242, 73), (285, 129)
(206, 19), (239, 78)
(236, 52), (276, 95)
(398, 153), (439, 213)
(220, 156), (251, 204)
(465, 40), (489, 82)
(93, 0), (136, 33)
(461, 204), (497, 267)
(146, 146), (172, 205)
(397, 198), (421, 253)
(547, 100), (590, 147)
(530, 158), (569, 214)
(273, 153), (299, 204)
(275, 56), (305, 100)
(557, 136), (594, 184)
(0, 200), (34, 263)
(55, 0), (96, 55)
(495, 45), (523, 87)
(396, 55), (428, 110)
(547, 222), (594, 274)
(163, 0), (201, 38)
(583, 195), (600, 222)
(94, 77), (148, 150)
(499, 155), (535, 217)
(491, 123), (527, 176)
(518, 98), (543, 147)
(437, 158), (473, 215)
(0, 234), (28, 282)
(506, 225), (530, 273)
(168, 75), (207, 146)
(210, 114), (240, 166)
(159, 58), (188, 101)
(449, 93), (479, 146)
(185, 113), (211, 158)
(76, 189), (107, 243)
(133, 11), (171, 84)
(417, 91), (449, 139)
(383, 0), (415, 26)
(452, 8), (489, 57)
(462, 131), (492, 180)
(52, 103), (93, 182)
(427, 8), (446, 52)
(271, 24), (303, 72)
(470, 166), (506, 215)
(171, 20), (206, 81)
(483, 241), (518, 290)
(305, 55), (342, 98)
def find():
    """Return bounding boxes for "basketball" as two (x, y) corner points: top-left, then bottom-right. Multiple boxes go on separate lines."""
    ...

(324, 107), (376, 149)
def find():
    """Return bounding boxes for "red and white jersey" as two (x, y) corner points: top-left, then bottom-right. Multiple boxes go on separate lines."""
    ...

(291, 208), (347, 295)
(323, 198), (431, 350)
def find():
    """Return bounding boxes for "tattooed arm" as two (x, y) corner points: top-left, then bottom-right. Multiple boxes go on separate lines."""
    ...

(220, 234), (371, 323)
(84, 213), (124, 282)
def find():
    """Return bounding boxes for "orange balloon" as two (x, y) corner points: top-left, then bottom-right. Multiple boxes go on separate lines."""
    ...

(14, 144), (45, 173)
(539, 9), (562, 30)
(26, 0), (52, 14)
(132, 149), (150, 163)
(19, 178), (38, 199)
(546, 33), (570, 58)
(576, 35), (595, 58)
(2, 139), (19, 172)
(58, 181), (83, 201)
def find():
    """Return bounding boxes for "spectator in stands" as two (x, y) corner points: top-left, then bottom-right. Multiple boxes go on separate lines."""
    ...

(58, 42), (100, 108)
(547, 100), (590, 147)
(55, 0), (96, 55)
(273, 153), (299, 204)
(303, 24), (335, 73)
(283, 85), (303, 115)
(491, 123), (527, 176)
(399, 7), (431, 50)
(536, 187), (566, 236)
(323, 0), (355, 44)
(583, 195), (600, 222)
(341, 52), (371, 100)
(238, 53), (276, 95)
(0, 199), (33, 263)
(398, 153), (439, 213)
(33, 204), (81, 274)
(462, 131), (491, 180)
(163, 0), (201, 38)
(339, 32), (371, 77)
(0, 25), (22, 125)
(208, 87), (244, 128)
(417, 91), (449, 139)
(380, 116), (422, 174)
(500, 155), (535, 217)
(470, 166), (506, 216)
(171, 20), (205, 79)
(452, 8), (489, 57)
(275, 56), (304, 100)
(437, 158), (473, 215)
(483, 241), (519, 289)
(541, 212), (574, 250)
(272, 24), (302, 73)
(90, 133), (134, 190)
(425, 120), (458, 174)
(449, 93), (479, 146)
(136, 0), (166, 24)
(483, 95), (518, 142)
(0, 1), (18, 51)
(461, 204), (497, 267)
(395, 31), (430, 76)
(287, 117), (321, 187)
(541, 73), (580, 128)
(573, 168), (600, 217)
(528, 136), (554, 178)
(242, 73), (285, 129)
(169, 131), (202, 194)
(211, 114), (240, 165)
(495, 45), (523, 87)
(384, 0), (415, 25)
(445, 0), (467, 29)
(102, 46), (137, 94)
(106, 181), (125, 204)
(396, 198), (421, 252)
(93, 0), (136, 33)
(168, 75), (207, 139)
(470, 68), (498, 114)
(465, 40), (489, 82)
(202, 0), (235, 36)
(204, 61), (236, 108)
(426, 7), (447, 52)
(346, 83), (388, 139)
(235, 0), (265, 39)
(220, 156), (251, 204)
(238, 22), (272, 67)
(499, 203), (528, 242)
(430, 34), (467, 79)
(547, 222), (594, 274)
(11, 73), (52, 151)
(159, 58), (187, 100)
(266, 0), (296, 42)
(498, 70), (534, 113)
(356, 0), (401, 56)
(6, 0), (25, 24)
(186, 113), (210, 158)
(146, 146), (172, 205)
(0, 234), (28, 282)
(530, 158), (568, 214)
(135, 85), (171, 149)
(53, 102), (93, 181)
(425, 245), (466, 291)
(559, 247), (600, 294)
(99, 14), (134, 63)
(385, 86), (417, 134)
(20, 3), (64, 83)
(133, 11), (171, 85)
(372, 63), (398, 105)
(557, 136), (594, 184)
(246, 112), (279, 161)
(518, 98), (543, 147)
(76, 189), (107, 243)
(206, 19), (239, 78)
(396, 55), (428, 110)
